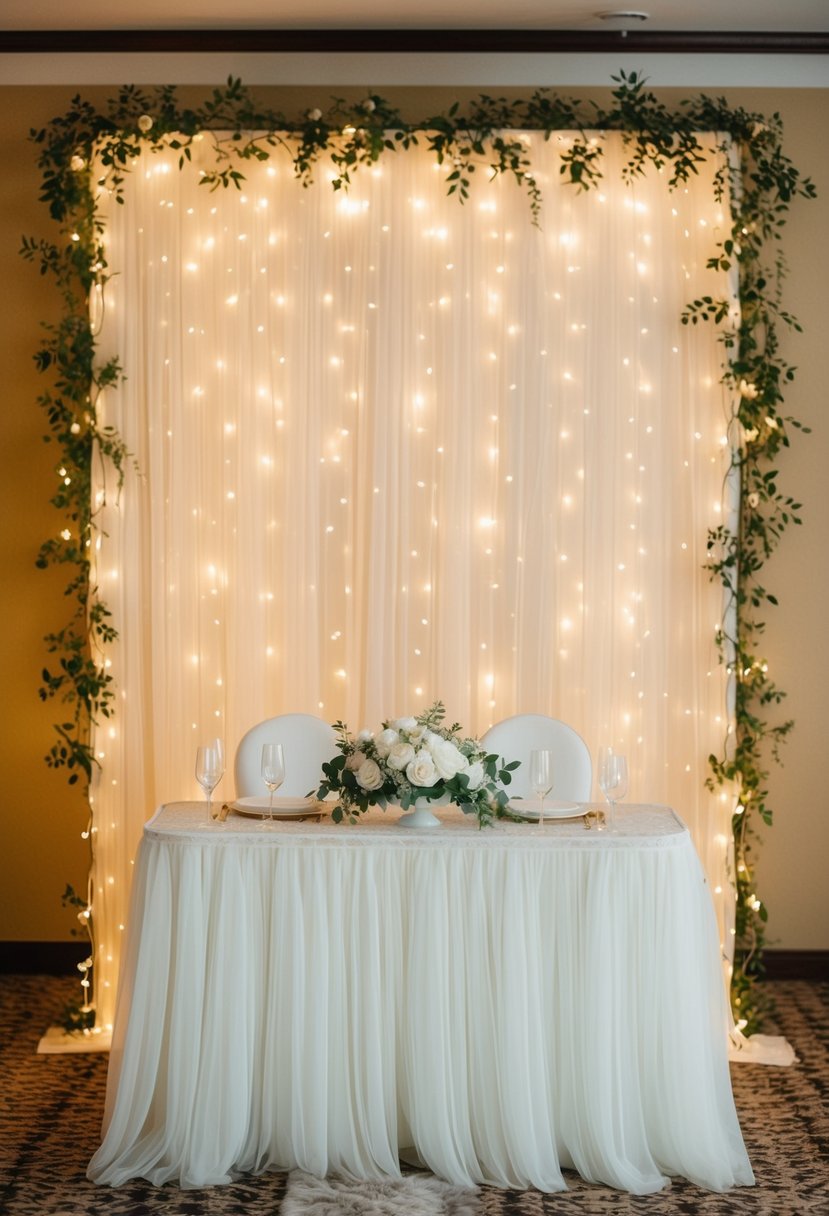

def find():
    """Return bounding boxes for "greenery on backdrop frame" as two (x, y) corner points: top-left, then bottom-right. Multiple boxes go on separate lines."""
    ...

(22, 72), (815, 1035)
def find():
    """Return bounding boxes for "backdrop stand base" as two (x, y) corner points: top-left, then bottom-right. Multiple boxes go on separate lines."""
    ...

(728, 1031), (797, 1067)
(37, 1025), (111, 1055)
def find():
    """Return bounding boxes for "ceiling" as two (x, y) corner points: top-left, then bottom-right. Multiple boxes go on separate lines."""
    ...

(1, 0), (827, 32)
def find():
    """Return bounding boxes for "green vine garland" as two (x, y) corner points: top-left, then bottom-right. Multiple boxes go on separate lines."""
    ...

(23, 72), (814, 1036)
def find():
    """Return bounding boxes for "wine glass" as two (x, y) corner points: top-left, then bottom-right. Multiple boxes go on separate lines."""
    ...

(261, 743), (285, 821)
(598, 748), (629, 831)
(195, 744), (223, 823)
(529, 748), (554, 827)
(209, 736), (225, 776)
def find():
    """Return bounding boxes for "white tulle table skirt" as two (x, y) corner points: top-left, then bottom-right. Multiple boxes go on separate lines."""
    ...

(88, 802), (753, 1194)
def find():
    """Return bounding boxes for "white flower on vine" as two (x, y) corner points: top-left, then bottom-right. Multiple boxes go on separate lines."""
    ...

(739, 379), (759, 399)
(748, 492), (760, 509)
(363, 98), (376, 112)
(137, 114), (154, 133)
(70, 154), (86, 172)
(743, 426), (759, 443)
(308, 108), (322, 122)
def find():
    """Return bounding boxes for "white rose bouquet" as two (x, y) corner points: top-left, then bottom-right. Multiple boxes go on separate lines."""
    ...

(317, 701), (519, 827)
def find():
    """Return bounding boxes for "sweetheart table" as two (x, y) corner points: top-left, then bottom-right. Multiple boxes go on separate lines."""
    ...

(88, 801), (753, 1194)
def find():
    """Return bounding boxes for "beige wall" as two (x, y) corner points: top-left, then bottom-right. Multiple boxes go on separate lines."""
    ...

(1, 89), (88, 941)
(734, 91), (829, 951)
(1, 82), (827, 947)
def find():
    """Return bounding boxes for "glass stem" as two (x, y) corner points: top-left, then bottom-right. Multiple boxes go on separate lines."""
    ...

(268, 787), (274, 821)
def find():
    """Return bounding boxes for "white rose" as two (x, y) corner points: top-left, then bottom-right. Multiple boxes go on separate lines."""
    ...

(356, 758), (384, 790)
(374, 728), (399, 758)
(393, 716), (418, 732)
(430, 737), (469, 781)
(356, 729), (373, 743)
(308, 108), (322, 122)
(464, 761), (485, 791)
(407, 724), (428, 745)
(137, 114), (153, 133)
(387, 741), (415, 771)
(346, 750), (366, 772)
(406, 750), (439, 788)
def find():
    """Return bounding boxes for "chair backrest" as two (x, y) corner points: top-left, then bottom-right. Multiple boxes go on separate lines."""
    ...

(233, 714), (336, 799)
(481, 714), (592, 801)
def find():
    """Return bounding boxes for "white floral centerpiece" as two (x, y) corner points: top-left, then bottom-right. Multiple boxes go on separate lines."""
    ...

(318, 701), (519, 828)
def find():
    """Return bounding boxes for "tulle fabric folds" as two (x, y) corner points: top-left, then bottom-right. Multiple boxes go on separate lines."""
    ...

(89, 826), (753, 1193)
(89, 133), (736, 1031)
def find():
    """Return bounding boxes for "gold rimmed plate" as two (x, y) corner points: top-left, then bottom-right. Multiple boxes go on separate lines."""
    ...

(507, 798), (588, 821)
(229, 795), (324, 821)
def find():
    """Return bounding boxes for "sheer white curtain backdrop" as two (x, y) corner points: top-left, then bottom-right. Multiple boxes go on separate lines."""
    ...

(90, 133), (736, 1028)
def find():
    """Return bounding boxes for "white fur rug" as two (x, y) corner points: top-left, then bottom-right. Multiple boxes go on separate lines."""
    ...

(279, 1171), (480, 1216)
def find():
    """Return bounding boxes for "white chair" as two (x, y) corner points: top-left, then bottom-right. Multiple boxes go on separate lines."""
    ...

(233, 713), (336, 799)
(481, 714), (592, 801)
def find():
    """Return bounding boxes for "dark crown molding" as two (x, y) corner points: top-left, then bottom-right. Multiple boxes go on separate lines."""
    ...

(0, 28), (828, 55)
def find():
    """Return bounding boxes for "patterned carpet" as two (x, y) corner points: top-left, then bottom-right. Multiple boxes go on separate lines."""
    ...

(1, 977), (827, 1215)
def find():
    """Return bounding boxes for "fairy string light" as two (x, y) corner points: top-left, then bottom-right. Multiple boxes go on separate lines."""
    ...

(22, 72), (814, 1035)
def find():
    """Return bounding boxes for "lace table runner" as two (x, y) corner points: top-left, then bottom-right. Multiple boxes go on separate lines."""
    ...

(147, 800), (687, 850)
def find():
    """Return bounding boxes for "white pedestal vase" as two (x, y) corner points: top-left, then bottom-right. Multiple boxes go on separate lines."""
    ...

(395, 792), (450, 829)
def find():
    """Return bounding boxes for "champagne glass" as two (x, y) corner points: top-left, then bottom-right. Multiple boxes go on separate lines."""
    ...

(598, 748), (629, 831)
(529, 748), (554, 827)
(261, 743), (285, 821)
(195, 744), (223, 823)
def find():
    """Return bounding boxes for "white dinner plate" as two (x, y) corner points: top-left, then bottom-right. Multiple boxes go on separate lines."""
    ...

(508, 798), (587, 820)
(231, 795), (318, 817)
